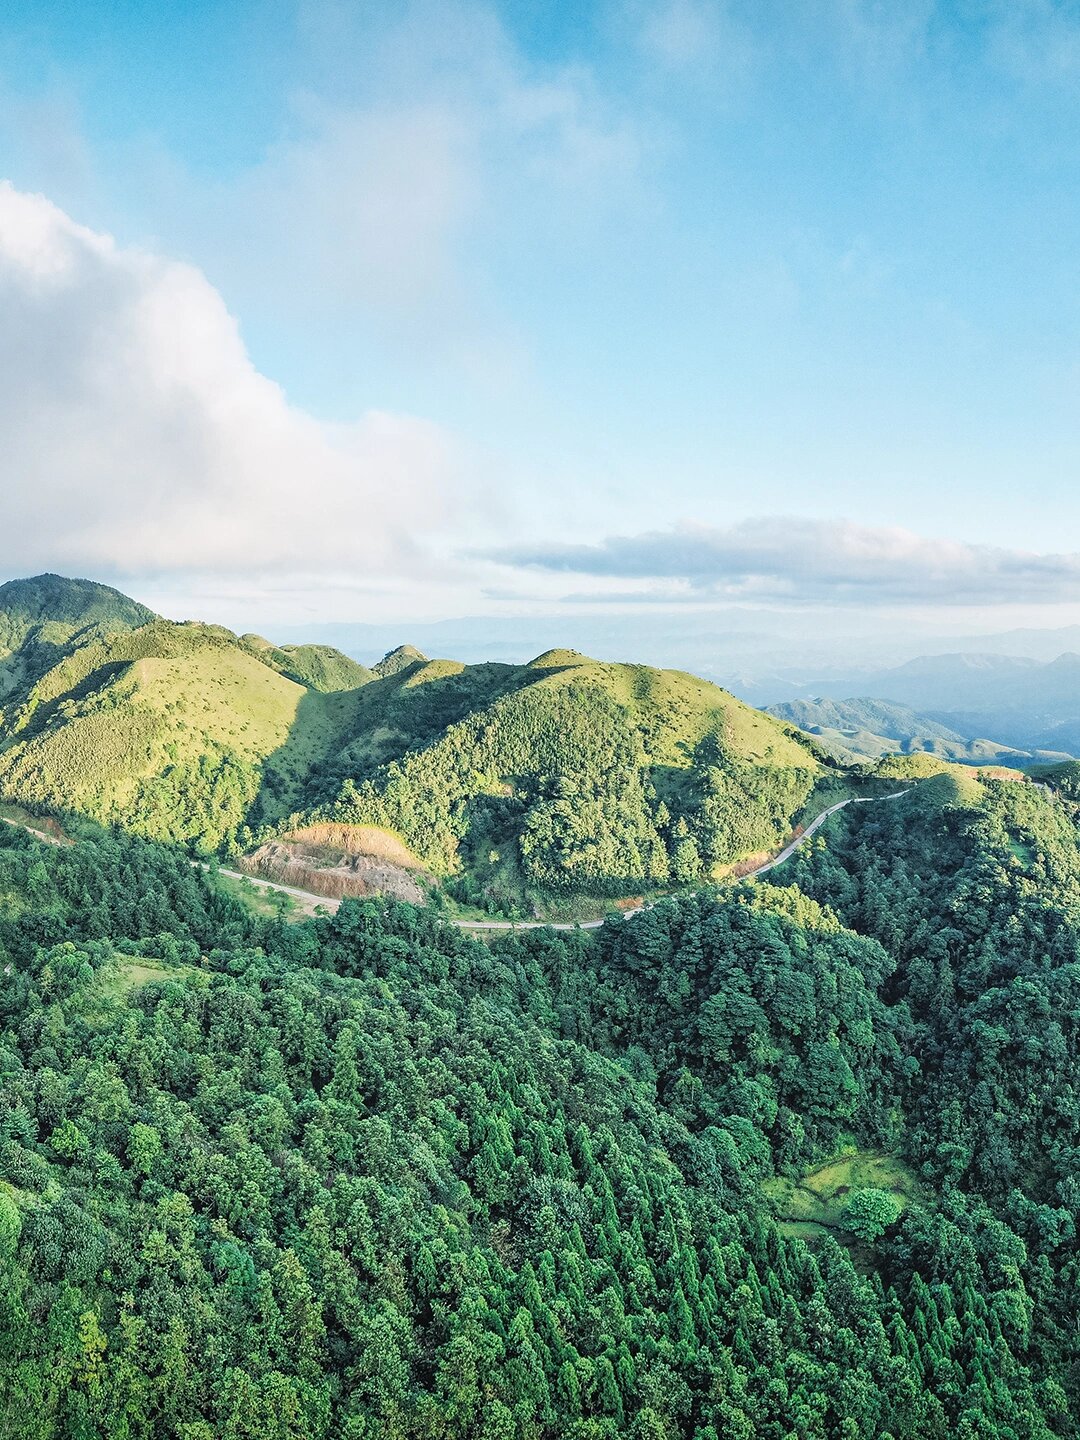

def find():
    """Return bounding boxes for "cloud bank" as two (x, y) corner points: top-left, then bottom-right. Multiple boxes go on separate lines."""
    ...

(0, 182), (462, 578)
(490, 518), (1080, 606)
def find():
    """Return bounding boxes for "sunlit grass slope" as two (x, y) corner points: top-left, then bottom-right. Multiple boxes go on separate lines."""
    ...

(0, 573), (157, 702)
(326, 649), (826, 911)
(0, 585), (833, 908)
(0, 621), (365, 851)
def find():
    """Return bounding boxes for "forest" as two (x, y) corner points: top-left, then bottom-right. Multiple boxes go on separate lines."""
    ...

(0, 765), (1079, 1437)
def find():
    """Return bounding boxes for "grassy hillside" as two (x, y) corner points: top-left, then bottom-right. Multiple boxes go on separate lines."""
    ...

(240, 633), (372, 691)
(1028, 757), (1080, 800)
(322, 649), (827, 912)
(0, 579), (832, 910)
(0, 573), (157, 703)
(0, 620), (367, 853)
(0, 573), (155, 641)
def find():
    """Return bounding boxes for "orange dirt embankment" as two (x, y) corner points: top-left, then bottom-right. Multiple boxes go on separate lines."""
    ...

(238, 825), (428, 905)
(1, 814), (72, 846)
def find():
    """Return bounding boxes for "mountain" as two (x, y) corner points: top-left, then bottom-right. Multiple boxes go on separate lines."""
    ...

(315, 646), (826, 914)
(944, 621), (1080, 661)
(0, 572), (158, 702)
(240, 633), (372, 692)
(0, 618), (372, 853)
(0, 575), (829, 914)
(795, 651), (1080, 755)
(767, 695), (1044, 766)
(0, 572), (156, 637)
(372, 643), (428, 678)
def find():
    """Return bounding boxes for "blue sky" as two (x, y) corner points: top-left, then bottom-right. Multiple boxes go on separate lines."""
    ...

(2, 0), (1080, 631)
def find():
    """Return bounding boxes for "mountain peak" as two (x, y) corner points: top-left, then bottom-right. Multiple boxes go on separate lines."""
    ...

(527, 648), (591, 669)
(373, 644), (428, 678)
(0, 573), (157, 631)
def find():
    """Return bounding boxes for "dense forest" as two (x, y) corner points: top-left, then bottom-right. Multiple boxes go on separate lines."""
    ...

(1, 762), (1080, 1436)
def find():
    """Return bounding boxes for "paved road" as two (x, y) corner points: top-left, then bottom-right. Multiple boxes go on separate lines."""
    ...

(455, 788), (911, 930)
(209, 789), (912, 932)
(214, 865), (336, 915)
(2, 790), (912, 932)
(1, 815), (64, 846)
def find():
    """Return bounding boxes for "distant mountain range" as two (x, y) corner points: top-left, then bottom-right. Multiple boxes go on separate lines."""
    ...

(766, 695), (1069, 766)
(272, 612), (1080, 699)
(786, 653), (1080, 755)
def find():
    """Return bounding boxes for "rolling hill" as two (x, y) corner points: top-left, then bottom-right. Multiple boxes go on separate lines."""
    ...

(0, 618), (369, 852)
(766, 695), (1045, 766)
(801, 652), (1080, 754)
(313, 646), (827, 912)
(0, 572), (157, 703)
(0, 575), (832, 914)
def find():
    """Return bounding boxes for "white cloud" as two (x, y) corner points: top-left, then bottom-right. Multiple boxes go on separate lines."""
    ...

(167, 1), (643, 345)
(488, 517), (1080, 606)
(223, 99), (477, 318)
(0, 182), (465, 578)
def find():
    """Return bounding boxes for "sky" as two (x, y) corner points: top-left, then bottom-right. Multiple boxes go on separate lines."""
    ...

(2, 0), (1080, 640)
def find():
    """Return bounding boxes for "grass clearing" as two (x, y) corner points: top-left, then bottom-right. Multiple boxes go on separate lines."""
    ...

(763, 1149), (917, 1238)
(212, 870), (304, 920)
(101, 958), (197, 998)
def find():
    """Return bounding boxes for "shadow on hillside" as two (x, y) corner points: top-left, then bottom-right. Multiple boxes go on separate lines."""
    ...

(12, 660), (131, 739)
(243, 688), (353, 829)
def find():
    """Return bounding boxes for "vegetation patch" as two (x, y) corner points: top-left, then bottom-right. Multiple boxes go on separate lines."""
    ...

(100, 958), (195, 997)
(210, 869), (305, 920)
(763, 1150), (916, 1239)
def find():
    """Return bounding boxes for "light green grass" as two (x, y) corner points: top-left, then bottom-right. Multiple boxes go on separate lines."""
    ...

(763, 1149), (916, 1235)
(872, 752), (986, 805)
(101, 958), (196, 998)
(212, 870), (304, 921)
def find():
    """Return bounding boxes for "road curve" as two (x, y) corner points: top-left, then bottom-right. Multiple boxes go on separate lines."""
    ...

(0, 815), (64, 847)
(2, 791), (911, 933)
(208, 789), (912, 932)
(455, 789), (912, 931)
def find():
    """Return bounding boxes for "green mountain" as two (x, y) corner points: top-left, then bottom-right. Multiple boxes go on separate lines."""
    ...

(768, 694), (1045, 766)
(0, 575), (829, 911)
(803, 650), (1080, 754)
(0, 573), (157, 702)
(0, 734), (1079, 1434)
(372, 642), (428, 678)
(0, 617), (371, 853)
(240, 633), (373, 692)
(322, 647), (826, 912)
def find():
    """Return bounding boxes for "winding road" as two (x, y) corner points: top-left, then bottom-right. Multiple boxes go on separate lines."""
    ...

(3, 789), (912, 932)
(216, 789), (912, 932)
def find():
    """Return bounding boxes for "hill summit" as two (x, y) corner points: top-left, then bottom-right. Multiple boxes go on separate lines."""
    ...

(0, 573), (834, 915)
(373, 643), (428, 678)
(0, 573), (159, 703)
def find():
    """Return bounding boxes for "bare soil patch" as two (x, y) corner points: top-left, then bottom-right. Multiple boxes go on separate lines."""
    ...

(239, 837), (428, 905)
